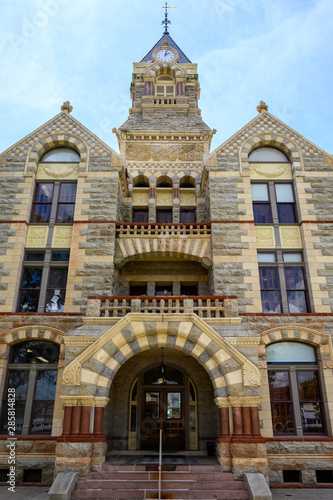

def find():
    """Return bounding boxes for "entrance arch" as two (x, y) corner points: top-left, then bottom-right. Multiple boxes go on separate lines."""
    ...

(105, 348), (217, 452)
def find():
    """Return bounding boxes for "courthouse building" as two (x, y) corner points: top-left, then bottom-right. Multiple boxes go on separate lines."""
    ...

(0, 26), (333, 489)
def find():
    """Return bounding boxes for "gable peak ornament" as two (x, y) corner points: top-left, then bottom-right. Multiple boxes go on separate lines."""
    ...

(61, 101), (73, 113)
(257, 100), (268, 114)
(161, 2), (177, 34)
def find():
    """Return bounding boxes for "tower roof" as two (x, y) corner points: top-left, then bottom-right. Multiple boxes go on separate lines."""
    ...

(140, 33), (192, 64)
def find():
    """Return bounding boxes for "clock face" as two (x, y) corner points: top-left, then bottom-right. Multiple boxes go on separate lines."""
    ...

(156, 49), (175, 62)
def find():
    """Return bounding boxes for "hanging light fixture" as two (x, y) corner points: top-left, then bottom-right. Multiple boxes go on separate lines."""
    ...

(158, 347), (166, 382)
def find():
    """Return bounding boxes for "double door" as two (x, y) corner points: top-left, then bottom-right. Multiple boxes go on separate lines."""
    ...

(141, 388), (185, 450)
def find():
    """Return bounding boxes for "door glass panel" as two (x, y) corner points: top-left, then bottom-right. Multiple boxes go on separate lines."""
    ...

(145, 392), (159, 419)
(167, 392), (181, 419)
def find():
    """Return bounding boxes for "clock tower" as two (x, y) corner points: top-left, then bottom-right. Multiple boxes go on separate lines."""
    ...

(114, 30), (215, 163)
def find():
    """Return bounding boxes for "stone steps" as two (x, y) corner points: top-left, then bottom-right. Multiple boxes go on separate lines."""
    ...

(72, 462), (249, 500)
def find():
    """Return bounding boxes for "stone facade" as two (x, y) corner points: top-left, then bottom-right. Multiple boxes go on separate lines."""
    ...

(0, 33), (332, 488)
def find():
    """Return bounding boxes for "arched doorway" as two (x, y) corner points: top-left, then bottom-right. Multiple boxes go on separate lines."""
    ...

(105, 349), (218, 453)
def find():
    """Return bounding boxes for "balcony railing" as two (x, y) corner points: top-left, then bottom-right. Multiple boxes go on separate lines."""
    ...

(86, 295), (238, 318)
(116, 223), (211, 237)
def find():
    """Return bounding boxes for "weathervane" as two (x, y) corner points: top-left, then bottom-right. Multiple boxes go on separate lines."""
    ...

(161, 2), (177, 34)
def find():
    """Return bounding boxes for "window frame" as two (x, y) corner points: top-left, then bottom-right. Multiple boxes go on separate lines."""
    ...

(17, 250), (70, 313)
(268, 343), (326, 436)
(30, 181), (77, 225)
(252, 181), (297, 225)
(258, 251), (309, 313)
(0, 342), (59, 436)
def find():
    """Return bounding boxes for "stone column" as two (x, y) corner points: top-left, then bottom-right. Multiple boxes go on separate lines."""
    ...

(215, 398), (231, 471)
(173, 185), (180, 223)
(229, 397), (268, 480)
(149, 187), (156, 223)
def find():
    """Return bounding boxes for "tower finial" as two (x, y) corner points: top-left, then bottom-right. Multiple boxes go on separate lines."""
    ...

(161, 2), (177, 35)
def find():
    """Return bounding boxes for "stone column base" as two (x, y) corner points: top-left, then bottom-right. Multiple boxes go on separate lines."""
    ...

(91, 441), (108, 471)
(231, 441), (269, 480)
(216, 439), (232, 471)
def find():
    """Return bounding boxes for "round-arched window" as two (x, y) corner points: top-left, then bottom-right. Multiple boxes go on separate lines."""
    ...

(41, 148), (80, 163)
(249, 147), (289, 162)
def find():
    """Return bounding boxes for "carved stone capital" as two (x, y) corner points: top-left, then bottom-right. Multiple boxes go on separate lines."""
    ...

(94, 397), (110, 408)
(214, 397), (230, 408)
(60, 396), (78, 407)
(229, 397), (262, 408)
(243, 362), (261, 386)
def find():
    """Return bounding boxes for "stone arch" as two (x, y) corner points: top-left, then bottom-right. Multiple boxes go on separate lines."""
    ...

(143, 61), (187, 80)
(238, 133), (304, 177)
(156, 175), (173, 187)
(62, 314), (260, 399)
(24, 133), (89, 177)
(3, 325), (65, 345)
(132, 174), (150, 188)
(114, 237), (212, 269)
(259, 325), (333, 369)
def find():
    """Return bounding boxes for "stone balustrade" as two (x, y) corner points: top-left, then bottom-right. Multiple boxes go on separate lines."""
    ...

(86, 295), (238, 318)
(116, 222), (211, 237)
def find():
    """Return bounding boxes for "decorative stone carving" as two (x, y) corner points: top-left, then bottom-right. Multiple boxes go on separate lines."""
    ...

(255, 226), (275, 248)
(180, 191), (195, 204)
(178, 144), (203, 162)
(52, 226), (73, 248)
(60, 398), (78, 406)
(126, 144), (151, 161)
(37, 163), (79, 179)
(26, 226), (48, 247)
(279, 226), (302, 248)
(77, 397), (95, 407)
(63, 362), (82, 386)
(257, 100), (268, 113)
(94, 397), (110, 407)
(151, 144), (179, 162)
(249, 163), (292, 180)
(243, 362), (261, 386)
(133, 190), (150, 204)
(323, 360), (333, 369)
(61, 101), (73, 113)
(205, 153), (217, 167)
(229, 396), (262, 407)
(324, 154), (333, 168)
(214, 397), (230, 408)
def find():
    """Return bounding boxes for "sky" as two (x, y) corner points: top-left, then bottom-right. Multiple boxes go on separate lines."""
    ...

(0, 0), (332, 154)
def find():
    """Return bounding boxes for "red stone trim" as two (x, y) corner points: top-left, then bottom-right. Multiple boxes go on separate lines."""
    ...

(242, 313), (333, 317)
(0, 220), (28, 224)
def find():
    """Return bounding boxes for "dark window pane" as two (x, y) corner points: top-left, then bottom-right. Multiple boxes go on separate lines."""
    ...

(21, 267), (42, 288)
(18, 290), (40, 312)
(30, 204), (52, 223)
(56, 204), (75, 223)
(130, 285), (147, 296)
(145, 392), (159, 419)
(45, 289), (66, 313)
(180, 210), (196, 223)
(287, 291), (308, 313)
(268, 371), (291, 400)
(10, 341), (60, 364)
(253, 204), (272, 223)
(271, 403), (294, 433)
(34, 371), (57, 400)
(181, 285), (198, 295)
(130, 405), (137, 432)
(25, 252), (45, 262)
(277, 204), (296, 223)
(300, 402), (324, 433)
(285, 268), (306, 290)
(7, 371), (29, 398)
(133, 210), (148, 223)
(156, 210), (172, 223)
(58, 183), (76, 203)
(52, 252), (70, 261)
(167, 392), (181, 419)
(155, 286), (172, 296)
(297, 371), (321, 401)
(1, 402), (25, 434)
(30, 401), (54, 434)
(35, 184), (54, 203)
(259, 267), (279, 289)
(48, 268), (68, 289)
(261, 291), (281, 313)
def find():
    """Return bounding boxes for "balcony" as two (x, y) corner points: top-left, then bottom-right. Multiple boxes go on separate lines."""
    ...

(116, 223), (211, 237)
(86, 296), (238, 318)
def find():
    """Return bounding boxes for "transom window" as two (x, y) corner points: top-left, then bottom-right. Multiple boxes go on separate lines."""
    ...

(249, 147), (289, 162)
(0, 341), (59, 436)
(258, 251), (308, 313)
(41, 148), (80, 163)
(17, 251), (69, 313)
(267, 342), (325, 436)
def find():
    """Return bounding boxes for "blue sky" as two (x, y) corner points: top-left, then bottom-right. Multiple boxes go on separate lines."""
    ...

(0, 0), (332, 154)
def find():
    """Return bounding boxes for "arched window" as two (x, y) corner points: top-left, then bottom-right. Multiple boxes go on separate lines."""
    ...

(41, 147), (80, 163)
(156, 76), (175, 97)
(267, 341), (325, 436)
(249, 147), (289, 162)
(0, 341), (60, 435)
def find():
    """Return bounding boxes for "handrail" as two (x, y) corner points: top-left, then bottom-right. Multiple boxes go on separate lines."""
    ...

(158, 428), (162, 500)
